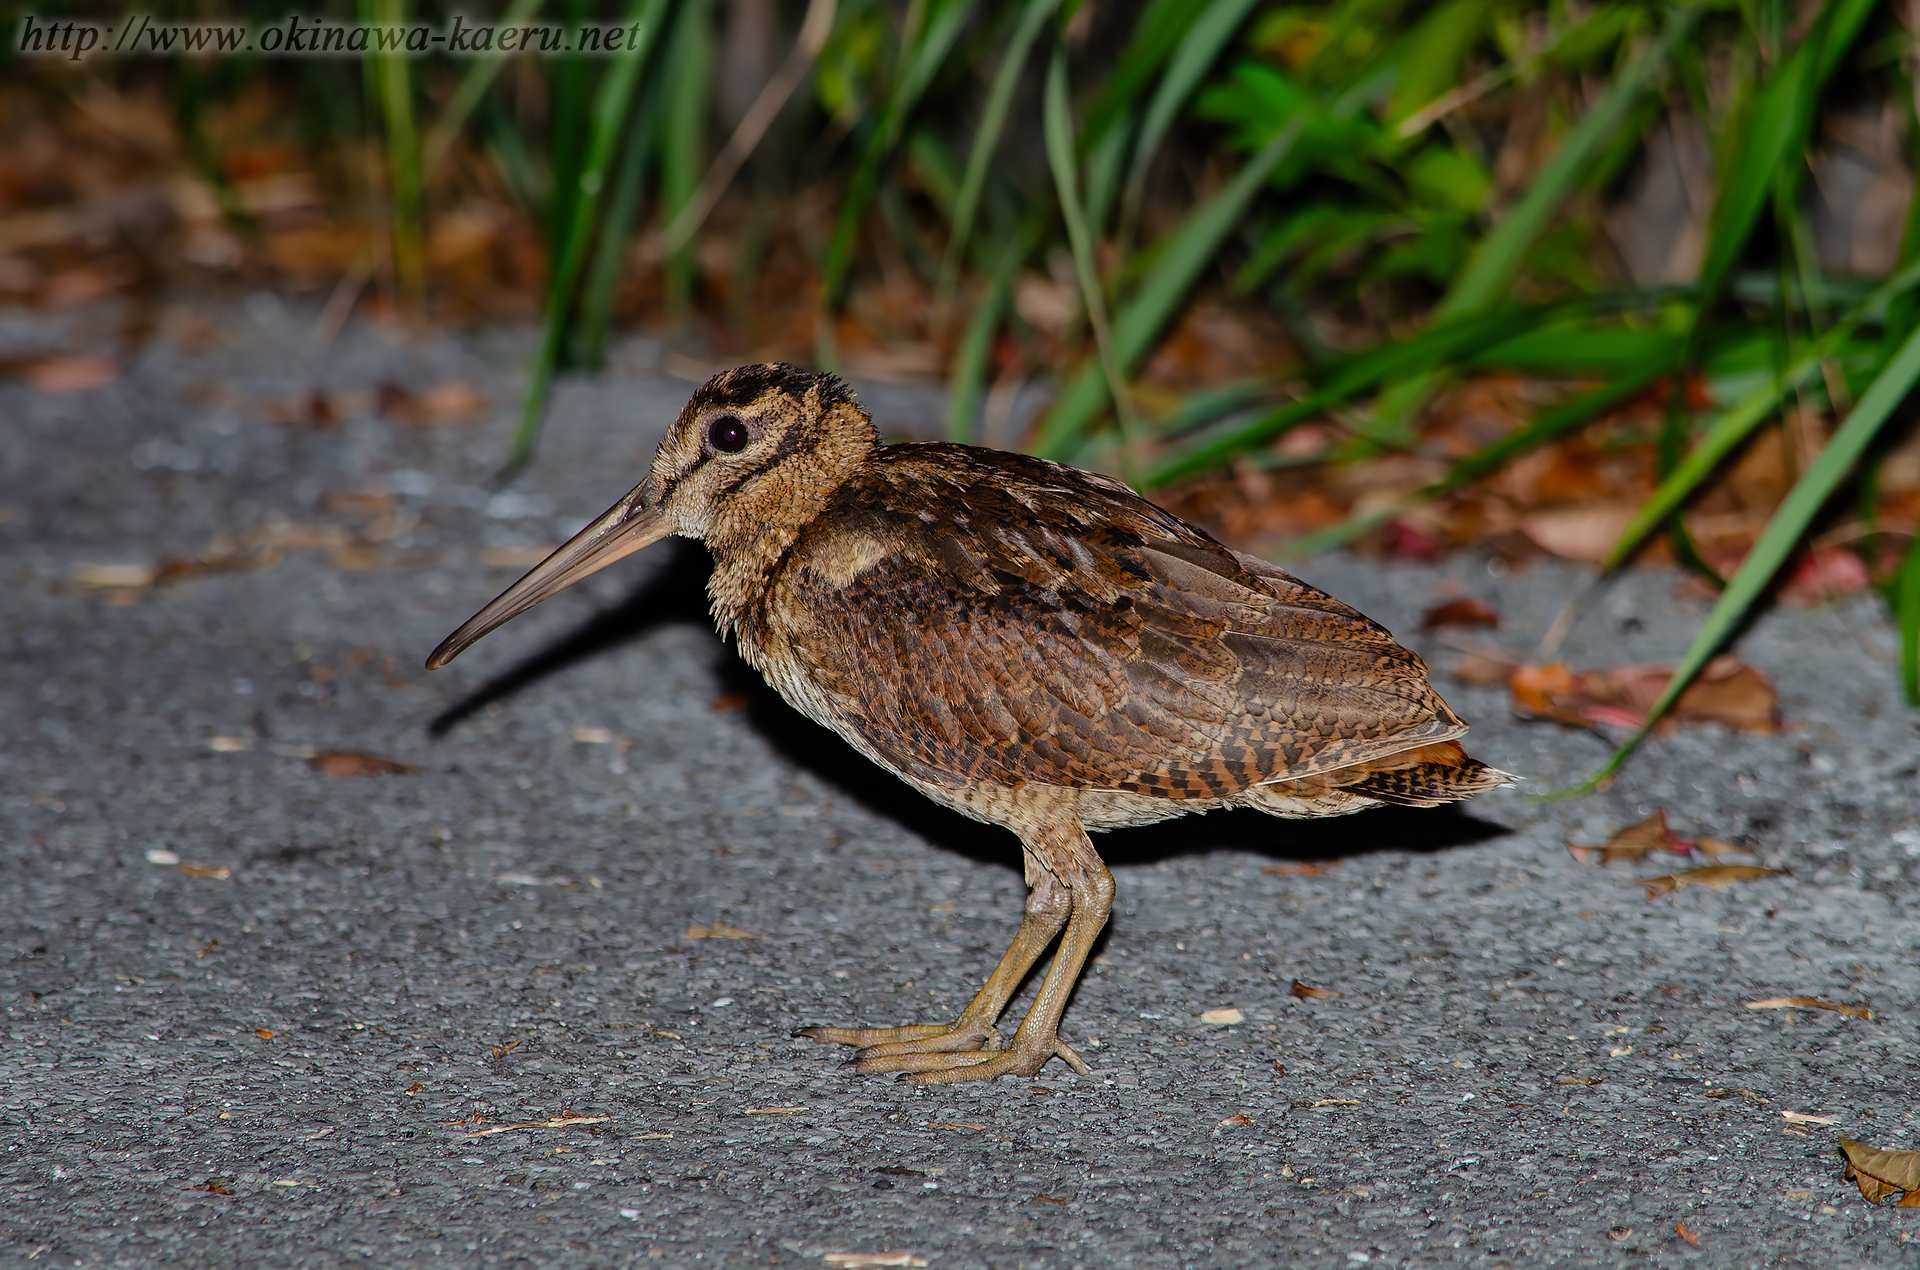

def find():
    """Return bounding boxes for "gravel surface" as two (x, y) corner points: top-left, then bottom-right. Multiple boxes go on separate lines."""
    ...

(6, 296), (1920, 1268)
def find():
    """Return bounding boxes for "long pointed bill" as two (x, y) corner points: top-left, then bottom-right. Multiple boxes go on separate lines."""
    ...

(426, 480), (672, 670)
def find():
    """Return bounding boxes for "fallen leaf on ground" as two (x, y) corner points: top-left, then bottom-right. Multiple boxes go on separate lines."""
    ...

(1839, 1138), (1920, 1204)
(28, 356), (118, 394)
(822, 1254), (929, 1268)
(1746, 997), (1872, 1020)
(1567, 809), (1697, 866)
(1263, 861), (1338, 875)
(685, 922), (762, 940)
(177, 864), (230, 880)
(73, 562), (156, 589)
(1783, 1111), (1840, 1125)
(1517, 503), (1639, 563)
(1199, 1007), (1244, 1025)
(1421, 597), (1500, 631)
(1674, 1221), (1699, 1246)
(478, 545), (556, 568)
(308, 751), (419, 778)
(254, 1029), (275, 1039)
(1702, 1087), (1765, 1104)
(462, 1114), (610, 1139)
(743, 1107), (805, 1115)
(183, 1180), (233, 1195)
(1291, 981), (1340, 999)
(1219, 1113), (1253, 1126)
(1782, 546), (1871, 606)
(1510, 655), (1778, 735)
(378, 380), (488, 424)
(1310, 1098), (1361, 1107)
(207, 735), (250, 752)
(1452, 651), (1521, 685)
(1635, 865), (1784, 897)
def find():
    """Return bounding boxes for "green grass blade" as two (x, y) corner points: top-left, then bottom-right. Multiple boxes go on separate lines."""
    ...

(1141, 305), (1544, 485)
(421, 0), (546, 181)
(1036, 112), (1307, 458)
(660, 0), (714, 322)
(936, 0), (1060, 307)
(505, 0), (675, 475)
(577, 72), (666, 370)
(1279, 366), (1668, 558)
(946, 217), (1042, 441)
(1561, 319), (1920, 796)
(1601, 259), (1920, 570)
(370, 0), (424, 306)
(819, 0), (977, 357)
(1695, 0), (1878, 307)
(1436, 4), (1699, 321)
(1045, 44), (1140, 467)
(1080, 0), (1198, 151)
(1896, 533), (1920, 704)
(1119, 0), (1260, 226)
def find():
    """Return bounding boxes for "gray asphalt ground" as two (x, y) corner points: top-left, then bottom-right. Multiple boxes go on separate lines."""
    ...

(5, 293), (1920, 1269)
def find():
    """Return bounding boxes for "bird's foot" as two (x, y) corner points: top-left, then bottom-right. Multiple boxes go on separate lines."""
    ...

(793, 1019), (999, 1054)
(850, 1037), (1090, 1085)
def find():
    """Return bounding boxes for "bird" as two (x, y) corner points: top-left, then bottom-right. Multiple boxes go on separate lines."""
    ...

(427, 363), (1512, 1085)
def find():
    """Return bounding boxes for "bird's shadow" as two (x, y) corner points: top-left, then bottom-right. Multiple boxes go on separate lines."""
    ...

(430, 538), (1513, 869)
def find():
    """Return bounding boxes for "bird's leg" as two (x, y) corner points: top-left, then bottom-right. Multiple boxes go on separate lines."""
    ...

(794, 869), (1070, 1054)
(850, 817), (1115, 1084)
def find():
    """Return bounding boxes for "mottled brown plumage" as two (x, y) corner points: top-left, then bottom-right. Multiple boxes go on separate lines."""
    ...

(428, 363), (1511, 1084)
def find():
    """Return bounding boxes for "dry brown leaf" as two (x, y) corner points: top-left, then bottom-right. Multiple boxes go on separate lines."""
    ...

(1635, 865), (1784, 897)
(821, 1255), (929, 1269)
(1746, 996), (1873, 1020)
(254, 1029), (275, 1039)
(1291, 980), (1341, 1000)
(308, 751), (419, 778)
(1517, 503), (1639, 563)
(1452, 651), (1521, 686)
(685, 922), (762, 940)
(1782, 1111), (1840, 1125)
(1511, 656), (1778, 735)
(1854, 1164), (1920, 1205)
(74, 562), (157, 589)
(1567, 809), (1696, 866)
(478, 545), (557, 569)
(1674, 1221), (1699, 1246)
(1310, 1098), (1360, 1107)
(378, 380), (488, 425)
(462, 1114), (609, 1139)
(1421, 597), (1500, 632)
(1199, 1007), (1245, 1025)
(177, 864), (230, 880)
(28, 356), (119, 394)
(1219, 1113), (1253, 1126)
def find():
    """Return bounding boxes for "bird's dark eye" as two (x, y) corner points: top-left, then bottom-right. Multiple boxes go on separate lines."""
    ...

(707, 416), (750, 453)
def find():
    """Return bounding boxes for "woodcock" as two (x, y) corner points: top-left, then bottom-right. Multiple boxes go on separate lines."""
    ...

(428, 363), (1511, 1085)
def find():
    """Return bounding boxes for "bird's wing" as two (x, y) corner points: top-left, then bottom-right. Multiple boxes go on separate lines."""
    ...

(774, 446), (1463, 798)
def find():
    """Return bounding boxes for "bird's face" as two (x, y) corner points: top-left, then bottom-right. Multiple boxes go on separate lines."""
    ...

(427, 364), (872, 670)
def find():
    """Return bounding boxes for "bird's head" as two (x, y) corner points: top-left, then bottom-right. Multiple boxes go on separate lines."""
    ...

(426, 363), (875, 670)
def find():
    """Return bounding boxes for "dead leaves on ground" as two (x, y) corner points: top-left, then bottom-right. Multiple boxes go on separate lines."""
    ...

(1290, 981), (1341, 1000)
(308, 751), (418, 778)
(1508, 655), (1779, 736)
(1840, 1140), (1920, 1205)
(1634, 865), (1785, 898)
(1568, 810), (1784, 899)
(685, 922), (762, 940)
(1746, 996), (1873, 1020)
